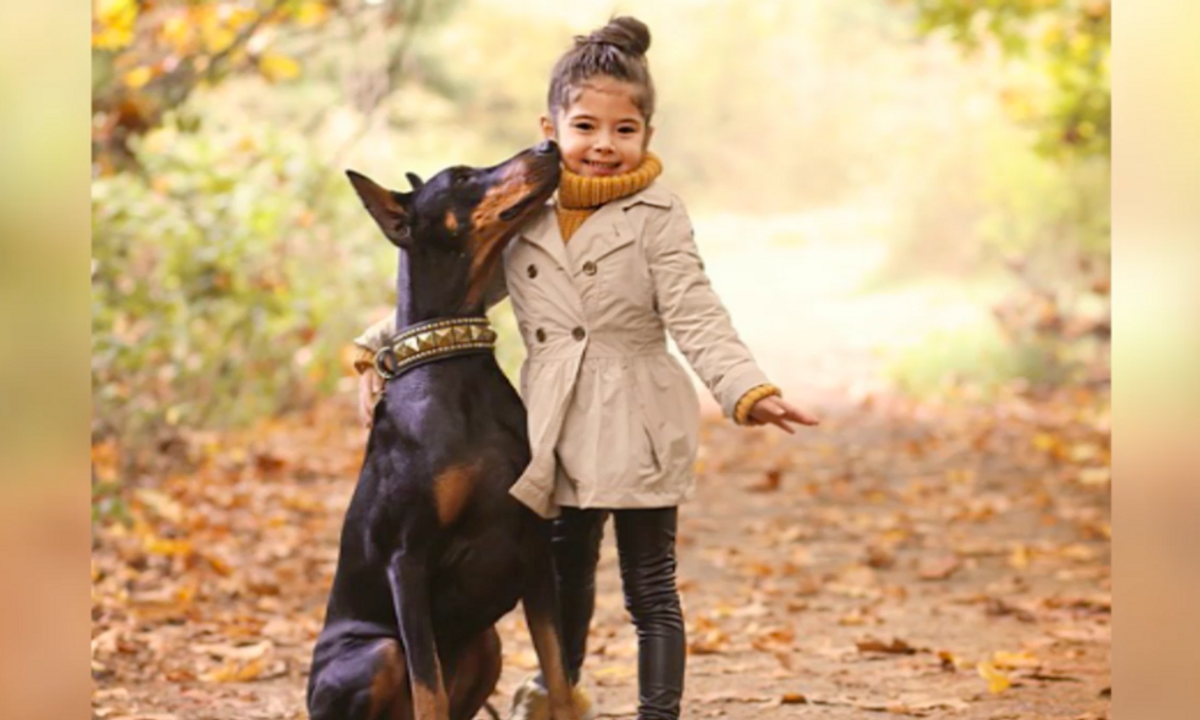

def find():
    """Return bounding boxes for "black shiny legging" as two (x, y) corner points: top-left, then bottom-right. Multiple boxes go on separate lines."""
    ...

(539, 506), (685, 720)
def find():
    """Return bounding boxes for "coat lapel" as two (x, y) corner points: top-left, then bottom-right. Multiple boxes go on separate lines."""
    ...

(571, 182), (675, 262)
(517, 182), (674, 270)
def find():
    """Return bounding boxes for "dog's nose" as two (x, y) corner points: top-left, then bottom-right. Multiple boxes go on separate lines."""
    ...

(535, 140), (558, 155)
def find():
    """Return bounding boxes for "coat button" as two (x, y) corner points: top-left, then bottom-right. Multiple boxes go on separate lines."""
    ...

(527, 264), (538, 278)
(582, 260), (597, 276)
(572, 327), (586, 341)
(536, 328), (546, 342)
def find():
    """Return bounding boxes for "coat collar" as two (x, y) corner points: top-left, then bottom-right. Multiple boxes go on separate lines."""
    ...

(518, 181), (674, 271)
(617, 181), (673, 210)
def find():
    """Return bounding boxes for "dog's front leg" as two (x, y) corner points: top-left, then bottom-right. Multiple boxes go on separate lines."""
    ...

(522, 550), (580, 720)
(389, 552), (449, 720)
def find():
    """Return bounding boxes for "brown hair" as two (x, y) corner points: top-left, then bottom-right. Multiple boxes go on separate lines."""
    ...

(547, 16), (656, 123)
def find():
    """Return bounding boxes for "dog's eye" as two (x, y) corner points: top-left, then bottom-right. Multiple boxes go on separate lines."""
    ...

(453, 174), (470, 186)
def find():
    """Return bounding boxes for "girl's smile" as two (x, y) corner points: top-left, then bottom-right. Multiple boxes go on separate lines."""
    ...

(542, 76), (654, 178)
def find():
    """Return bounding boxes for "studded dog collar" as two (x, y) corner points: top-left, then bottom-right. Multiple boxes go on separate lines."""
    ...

(373, 316), (498, 380)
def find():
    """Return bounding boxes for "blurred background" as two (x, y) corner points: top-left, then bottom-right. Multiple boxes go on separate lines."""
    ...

(84, 3), (1119, 715)
(91, 0), (1110, 493)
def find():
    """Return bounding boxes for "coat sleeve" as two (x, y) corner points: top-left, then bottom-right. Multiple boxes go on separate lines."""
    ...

(353, 315), (396, 352)
(643, 197), (778, 421)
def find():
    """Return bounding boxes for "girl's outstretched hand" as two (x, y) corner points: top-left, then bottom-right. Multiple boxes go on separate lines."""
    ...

(358, 371), (383, 428)
(747, 395), (820, 434)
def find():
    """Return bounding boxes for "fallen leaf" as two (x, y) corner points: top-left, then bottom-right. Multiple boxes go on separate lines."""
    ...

(977, 660), (1012, 694)
(1021, 670), (1083, 682)
(919, 555), (962, 581)
(992, 649), (1039, 669)
(746, 469), (782, 492)
(201, 657), (266, 683)
(937, 650), (960, 671)
(698, 691), (771, 704)
(1008, 543), (1030, 569)
(985, 596), (1038, 623)
(856, 636), (921, 655)
(865, 544), (897, 569)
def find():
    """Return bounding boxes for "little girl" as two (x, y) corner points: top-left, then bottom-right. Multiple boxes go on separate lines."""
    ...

(351, 16), (818, 720)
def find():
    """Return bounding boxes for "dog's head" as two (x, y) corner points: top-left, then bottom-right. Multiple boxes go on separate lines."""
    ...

(347, 141), (561, 312)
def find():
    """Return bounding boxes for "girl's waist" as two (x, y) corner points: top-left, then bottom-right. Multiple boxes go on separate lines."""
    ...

(524, 328), (668, 360)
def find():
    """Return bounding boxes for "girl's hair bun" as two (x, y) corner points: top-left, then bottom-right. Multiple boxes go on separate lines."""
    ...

(581, 16), (651, 57)
(550, 15), (656, 120)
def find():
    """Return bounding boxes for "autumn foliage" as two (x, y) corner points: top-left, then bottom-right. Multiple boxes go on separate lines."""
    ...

(92, 4), (1109, 714)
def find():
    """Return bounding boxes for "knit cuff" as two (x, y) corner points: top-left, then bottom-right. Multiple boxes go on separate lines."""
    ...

(352, 346), (376, 375)
(733, 383), (781, 426)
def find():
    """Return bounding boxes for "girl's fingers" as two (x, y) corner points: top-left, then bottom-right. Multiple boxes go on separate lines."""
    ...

(748, 397), (819, 431)
(770, 414), (795, 434)
(779, 400), (819, 426)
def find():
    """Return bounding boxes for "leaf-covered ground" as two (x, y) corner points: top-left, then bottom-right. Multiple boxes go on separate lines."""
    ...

(92, 385), (1110, 720)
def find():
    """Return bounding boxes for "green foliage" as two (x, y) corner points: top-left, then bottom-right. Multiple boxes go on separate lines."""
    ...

(91, 116), (392, 465)
(886, 318), (1076, 400)
(905, 0), (1110, 160)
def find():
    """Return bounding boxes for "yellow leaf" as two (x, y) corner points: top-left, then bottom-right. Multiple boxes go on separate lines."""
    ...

(992, 650), (1039, 669)
(1008, 543), (1030, 570)
(977, 661), (1012, 694)
(93, 26), (134, 50)
(202, 657), (266, 683)
(143, 536), (192, 557)
(296, 1), (331, 26)
(93, 3), (135, 48)
(1032, 433), (1059, 453)
(202, 25), (236, 54)
(160, 15), (193, 51)
(93, 0), (138, 50)
(259, 53), (301, 82)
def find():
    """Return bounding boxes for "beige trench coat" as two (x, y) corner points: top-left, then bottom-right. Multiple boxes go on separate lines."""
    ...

(355, 181), (771, 519)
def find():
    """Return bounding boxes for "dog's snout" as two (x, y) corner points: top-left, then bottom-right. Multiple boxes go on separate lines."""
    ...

(534, 140), (558, 156)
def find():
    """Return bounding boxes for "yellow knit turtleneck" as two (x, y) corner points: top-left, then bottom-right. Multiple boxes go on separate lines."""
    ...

(555, 152), (663, 242)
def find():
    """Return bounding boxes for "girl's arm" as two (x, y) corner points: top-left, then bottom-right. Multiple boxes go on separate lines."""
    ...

(644, 198), (815, 429)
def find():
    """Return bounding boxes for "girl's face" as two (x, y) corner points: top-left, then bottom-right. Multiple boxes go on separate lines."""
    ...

(541, 76), (653, 177)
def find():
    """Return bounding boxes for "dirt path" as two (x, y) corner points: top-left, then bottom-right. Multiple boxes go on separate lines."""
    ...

(92, 392), (1110, 720)
(93, 216), (1107, 719)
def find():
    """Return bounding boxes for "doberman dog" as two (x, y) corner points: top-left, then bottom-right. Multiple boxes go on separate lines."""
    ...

(307, 141), (578, 720)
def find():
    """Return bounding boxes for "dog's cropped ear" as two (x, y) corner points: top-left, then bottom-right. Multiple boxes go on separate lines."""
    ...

(346, 170), (413, 249)
(405, 172), (424, 192)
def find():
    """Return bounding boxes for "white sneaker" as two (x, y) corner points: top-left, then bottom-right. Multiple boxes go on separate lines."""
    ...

(507, 675), (595, 720)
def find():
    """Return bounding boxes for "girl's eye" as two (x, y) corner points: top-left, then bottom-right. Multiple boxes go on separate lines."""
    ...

(618, 126), (637, 134)
(573, 122), (594, 131)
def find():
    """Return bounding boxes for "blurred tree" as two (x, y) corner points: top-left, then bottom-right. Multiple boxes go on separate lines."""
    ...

(91, 0), (458, 174)
(902, 0), (1110, 159)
